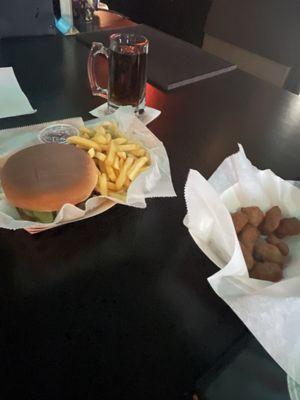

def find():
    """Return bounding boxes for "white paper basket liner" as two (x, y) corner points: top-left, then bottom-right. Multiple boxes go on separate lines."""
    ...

(184, 144), (300, 385)
(0, 107), (176, 233)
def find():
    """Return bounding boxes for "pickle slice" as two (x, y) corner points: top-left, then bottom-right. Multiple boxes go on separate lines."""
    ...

(32, 211), (55, 223)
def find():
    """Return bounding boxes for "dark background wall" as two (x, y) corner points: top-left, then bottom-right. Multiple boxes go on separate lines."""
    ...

(105, 0), (212, 46)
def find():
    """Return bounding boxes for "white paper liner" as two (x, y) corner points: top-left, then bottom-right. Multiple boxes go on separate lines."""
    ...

(184, 144), (300, 384)
(0, 108), (176, 233)
(89, 103), (161, 126)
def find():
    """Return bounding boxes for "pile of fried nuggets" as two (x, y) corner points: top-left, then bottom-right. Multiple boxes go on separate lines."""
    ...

(231, 206), (300, 282)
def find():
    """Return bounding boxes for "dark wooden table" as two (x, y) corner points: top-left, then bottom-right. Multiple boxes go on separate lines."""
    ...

(0, 35), (298, 400)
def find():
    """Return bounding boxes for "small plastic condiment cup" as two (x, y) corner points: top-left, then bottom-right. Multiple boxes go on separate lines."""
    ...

(38, 124), (79, 144)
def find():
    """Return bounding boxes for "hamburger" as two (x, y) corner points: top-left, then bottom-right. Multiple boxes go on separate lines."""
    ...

(0, 143), (98, 223)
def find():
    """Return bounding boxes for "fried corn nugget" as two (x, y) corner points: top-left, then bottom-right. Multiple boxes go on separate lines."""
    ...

(231, 211), (248, 234)
(240, 241), (254, 270)
(241, 206), (264, 227)
(267, 234), (289, 256)
(275, 217), (300, 238)
(253, 239), (285, 264)
(259, 206), (282, 235)
(277, 242), (290, 257)
(250, 262), (283, 282)
(239, 224), (260, 252)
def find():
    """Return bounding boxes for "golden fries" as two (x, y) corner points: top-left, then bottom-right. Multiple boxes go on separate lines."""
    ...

(113, 137), (127, 145)
(117, 151), (126, 160)
(116, 156), (134, 190)
(113, 155), (120, 170)
(98, 173), (108, 196)
(88, 148), (95, 158)
(131, 148), (146, 157)
(68, 121), (151, 201)
(106, 141), (116, 166)
(93, 134), (107, 145)
(106, 165), (117, 182)
(94, 125), (106, 136)
(108, 191), (127, 202)
(95, 151), (106, 161)
(128, 156), (148, 181)
(117, 144), (138, 152)
(67, 136), (102, 151)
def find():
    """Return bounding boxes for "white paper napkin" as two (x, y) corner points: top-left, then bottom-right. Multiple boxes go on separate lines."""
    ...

(89, 103), (161, 125)
(184, 145), (300, 385)
(0, 67), (36, 119)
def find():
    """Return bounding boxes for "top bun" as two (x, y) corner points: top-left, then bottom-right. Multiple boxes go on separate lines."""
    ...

(1, 143), (98, 212)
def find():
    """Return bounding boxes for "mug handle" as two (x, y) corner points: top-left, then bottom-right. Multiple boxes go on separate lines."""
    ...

(87, 42), (109, 98)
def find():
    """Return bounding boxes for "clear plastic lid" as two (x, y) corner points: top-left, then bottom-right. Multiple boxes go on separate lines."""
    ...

(38, 124), (79, 144)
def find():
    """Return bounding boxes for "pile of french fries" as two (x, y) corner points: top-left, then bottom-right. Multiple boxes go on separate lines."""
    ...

(67, 121), (150, 202)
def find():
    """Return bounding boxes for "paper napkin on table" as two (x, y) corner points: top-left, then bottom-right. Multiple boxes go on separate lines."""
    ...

(0, 67), (36, 119)
(89, 103), (161, 125)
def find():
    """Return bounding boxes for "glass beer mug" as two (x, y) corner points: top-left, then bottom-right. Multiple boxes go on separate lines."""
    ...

(88, 33), (149, 113)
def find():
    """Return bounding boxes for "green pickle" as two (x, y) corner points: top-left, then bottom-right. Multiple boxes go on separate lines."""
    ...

(18, 208), (55, 223)
(32, 211), (55, 223)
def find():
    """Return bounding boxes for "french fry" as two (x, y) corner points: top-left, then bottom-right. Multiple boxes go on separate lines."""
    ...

(116, 157), (134, 190)
(67, 136), (102, 151)
(95, 151), (106, 161)
(79, 127), (91, 135)
(117, 151), (126, 160)
(69, 122), (151, 202)
(124, 177), (131, 189)
(113, 137), (127, 145)
(106, 121), (119, 136)
(98, 160), (106, 173)
(106, 165), (117, 182)
(105, 133), (112, 142)
(113, 155), (120, 170)
(117, 144), (138, 152)
(94, 125), (106, 136)
(88, 148), (95, 158)
(108, 191), (127, 202)
(128, 157), (148, 181)
(108, 182), (118, 191)
(100, 144), (109, 151)
(93, 134), (107, 145)
(98, 173), (108, 196)
(139, 166), (149, 173)
(106, 141), (116, 166)
(76, 145), (86, 150)
(131, 148), (146, 157)
(87, 129), (96, 138)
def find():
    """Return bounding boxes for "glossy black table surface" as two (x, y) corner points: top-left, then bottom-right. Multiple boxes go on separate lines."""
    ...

(0, 35), (298, 400)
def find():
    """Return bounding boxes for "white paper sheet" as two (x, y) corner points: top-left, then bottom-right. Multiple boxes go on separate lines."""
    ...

(89, 103), (161, 126)
(0, 67), (36, 119)
(0, 108), (175, 233)
(184, 145), (300, 385)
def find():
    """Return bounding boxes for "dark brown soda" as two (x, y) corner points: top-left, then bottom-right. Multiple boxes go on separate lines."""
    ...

(108, 48), (147, 107)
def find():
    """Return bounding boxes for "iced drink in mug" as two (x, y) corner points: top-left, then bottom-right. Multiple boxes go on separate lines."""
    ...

(88, 33), (148, 113)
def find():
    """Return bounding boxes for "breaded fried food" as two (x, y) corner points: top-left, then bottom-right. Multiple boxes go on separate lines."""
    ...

(231, 211), (248, 233)
(239, 224), (260, 252)
(241, 206), (264, 227)
(253, 239), (285, 264)
(275, 217), (300, 238)
(266, 234), (289, 256)
(240, 241), (254, 270)
(259, 206), (282, 235)
(250, 262), (283, 282)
